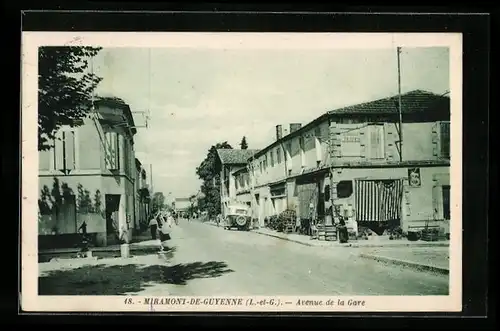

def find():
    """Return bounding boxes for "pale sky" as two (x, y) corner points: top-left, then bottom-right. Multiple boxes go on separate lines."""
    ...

(90, 47), (449, 200)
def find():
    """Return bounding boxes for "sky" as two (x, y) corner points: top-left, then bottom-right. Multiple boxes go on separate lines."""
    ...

(90, 46), (449, 200)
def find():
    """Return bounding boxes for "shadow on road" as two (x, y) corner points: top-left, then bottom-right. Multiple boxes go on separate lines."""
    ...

(38, 259), (234, 295)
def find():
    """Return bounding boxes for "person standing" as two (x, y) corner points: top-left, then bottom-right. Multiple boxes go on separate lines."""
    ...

(149, 214), (158, 240)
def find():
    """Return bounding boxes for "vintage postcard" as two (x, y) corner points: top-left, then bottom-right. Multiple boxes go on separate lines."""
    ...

(21, 32), (462, 313)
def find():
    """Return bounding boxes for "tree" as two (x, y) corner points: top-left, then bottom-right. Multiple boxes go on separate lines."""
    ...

(240, 136), (248, 150)
(150, 192), (166, 214)
(38, 46), (103, 151)
(195, 142), (232, 218)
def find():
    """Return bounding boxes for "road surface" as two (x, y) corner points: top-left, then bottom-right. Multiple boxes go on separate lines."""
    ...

(141, 219), (448, 296)
(38, 219), (449, 296)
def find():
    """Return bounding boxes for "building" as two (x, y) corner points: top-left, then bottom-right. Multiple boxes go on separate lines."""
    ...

(134, 158), (151, 230)
(244, 90), (450, 235)
(215, 149), (260, 218)
(38, 97), (138, 249)
(174, 197), (192, 214)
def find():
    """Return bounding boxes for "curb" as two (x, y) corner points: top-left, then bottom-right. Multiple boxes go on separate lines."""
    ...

(252, 230), (314, 247)
(357, 253), (449, 275)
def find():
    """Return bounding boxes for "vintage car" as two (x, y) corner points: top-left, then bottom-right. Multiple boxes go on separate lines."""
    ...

(223, 204), (252, 231)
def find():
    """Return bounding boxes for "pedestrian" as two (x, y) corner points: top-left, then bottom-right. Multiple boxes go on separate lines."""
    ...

(149, 214), (158, 240)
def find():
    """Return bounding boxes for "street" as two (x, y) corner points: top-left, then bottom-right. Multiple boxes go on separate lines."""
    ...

(39, 219), (449, 296)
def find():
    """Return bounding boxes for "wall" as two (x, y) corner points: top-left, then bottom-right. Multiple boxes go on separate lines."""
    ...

(38, 174), (107, 247)
(330, 121), (447, 164)
(39, 117), (102, 172)
(252, 120), (330, 188)
(330, 165), (450, 233)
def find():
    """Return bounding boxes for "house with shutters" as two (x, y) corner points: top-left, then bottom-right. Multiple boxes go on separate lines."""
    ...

(38, 97), (139, 249)
(246, 90), (451, 236)
(215, 148), (261, 219)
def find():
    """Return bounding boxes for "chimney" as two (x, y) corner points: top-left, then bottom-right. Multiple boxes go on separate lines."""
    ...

(290, 123), (302, 133)
(276, 124), (283, 141)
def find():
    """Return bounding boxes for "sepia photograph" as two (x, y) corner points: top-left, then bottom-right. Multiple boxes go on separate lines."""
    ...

(22, 32), (462, 312)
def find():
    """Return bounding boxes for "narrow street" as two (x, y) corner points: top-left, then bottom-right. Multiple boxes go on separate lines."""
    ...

(140, 219), (448, 296)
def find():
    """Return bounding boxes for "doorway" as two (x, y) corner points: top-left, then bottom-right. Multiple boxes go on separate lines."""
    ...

(105, 194), (121, 244)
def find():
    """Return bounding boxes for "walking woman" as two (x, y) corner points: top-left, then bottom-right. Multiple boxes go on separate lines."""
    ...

(149, 213), (158, 240)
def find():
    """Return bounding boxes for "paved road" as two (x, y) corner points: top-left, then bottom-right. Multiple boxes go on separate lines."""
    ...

(38, 218), (449, 296)
(147, 219), (449, 296)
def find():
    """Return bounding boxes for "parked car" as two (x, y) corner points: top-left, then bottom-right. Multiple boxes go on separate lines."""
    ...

(223, 203), (252, 231)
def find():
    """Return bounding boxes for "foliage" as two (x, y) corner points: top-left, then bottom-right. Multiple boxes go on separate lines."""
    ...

(195, 142), (232, 218)
(240, 136), (248, 150)
(76, 184), (102, 214)
(38, 46), (102, 151)
(151, 192), (165, 215)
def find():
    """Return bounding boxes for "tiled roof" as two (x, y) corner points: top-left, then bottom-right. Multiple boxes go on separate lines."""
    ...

(328, 90), (450, 115)
(216, 149), (260, 165)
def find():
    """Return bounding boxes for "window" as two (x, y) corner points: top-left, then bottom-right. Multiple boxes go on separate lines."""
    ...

(314, 127), (322, 142)
(368, 124), (385, 159)
(105, 131), (120, 170)
(299, 136), (305, 166)
(441, 122), (450, 159)
(337, 181), (353, 199)
(324, 185), (330, 202)
(442, 185), (450, 220)
(276, 147), (281, 164)
(270, 151), (274, 167)
(53, 129), (77, 171)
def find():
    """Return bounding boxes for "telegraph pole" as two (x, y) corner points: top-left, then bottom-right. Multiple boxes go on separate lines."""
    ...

(397, 47), (404, 162)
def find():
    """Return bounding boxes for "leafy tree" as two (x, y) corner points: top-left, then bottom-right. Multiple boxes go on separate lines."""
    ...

(195, 142), (232, 218)
(240, 136), (248, 150)
(38, 46), (102, 151)
(151, 192), (165, 214)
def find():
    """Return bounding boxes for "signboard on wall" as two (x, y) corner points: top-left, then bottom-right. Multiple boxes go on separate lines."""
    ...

(408, 168), (421, 187)
(340, 134), (361, 157)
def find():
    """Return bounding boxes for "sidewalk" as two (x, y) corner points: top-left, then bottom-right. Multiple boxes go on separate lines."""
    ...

(357, 247), (450, 275)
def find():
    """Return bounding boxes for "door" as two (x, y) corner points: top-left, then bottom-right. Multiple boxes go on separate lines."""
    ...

(442, 185), (450, 220)
(105, 194), (121, 242)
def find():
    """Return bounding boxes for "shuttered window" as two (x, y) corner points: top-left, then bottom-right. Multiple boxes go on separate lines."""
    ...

(368, 124), (385, 159)
(53, 130), (77, 171)
(105, 131), (120, 170)
(440, 122), (450, 159)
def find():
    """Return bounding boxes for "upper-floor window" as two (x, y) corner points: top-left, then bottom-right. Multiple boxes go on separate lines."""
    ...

(105, 131), (120, 170)
(432, 121), (450, 159)
(276, 146), (282, 164)
(368, 124), (385, 159)
(52, 128), (77, 171)
(314, 127), (322, 142)
(440, 122), (450, 159)
(270, 151), (275, 167)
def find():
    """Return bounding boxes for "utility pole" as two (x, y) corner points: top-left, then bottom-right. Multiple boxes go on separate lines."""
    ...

(149, 164), (153, 193)
(397, 47), (404, 162)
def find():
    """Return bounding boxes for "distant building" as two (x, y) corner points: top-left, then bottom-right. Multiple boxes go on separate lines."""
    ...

(38, 97), (138, 249)
(174, 197), (191, 213)
(215, 149), (260, 218)
(134, 158), (151, 230)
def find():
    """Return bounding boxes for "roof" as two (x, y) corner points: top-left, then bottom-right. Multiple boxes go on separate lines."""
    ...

(94, 96), (137, 135)
(327, 90), (450, 115)
(252, 90), (449, 159)
(216, 149), (260, 165)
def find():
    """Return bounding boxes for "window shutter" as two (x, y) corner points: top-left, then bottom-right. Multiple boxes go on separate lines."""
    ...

(432, 185), (441, 220)
(64, 131), (76, 170)
(440, 122), (450, 159)
(329, 123), (341, 159)
(315, 137), (323, 162)
(359, 128), (367, 159)
(431, 122), (439, 157)
(384, 123), (395, 161)
(105, 132), (119, 170)
(54, 131), (64, 170)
